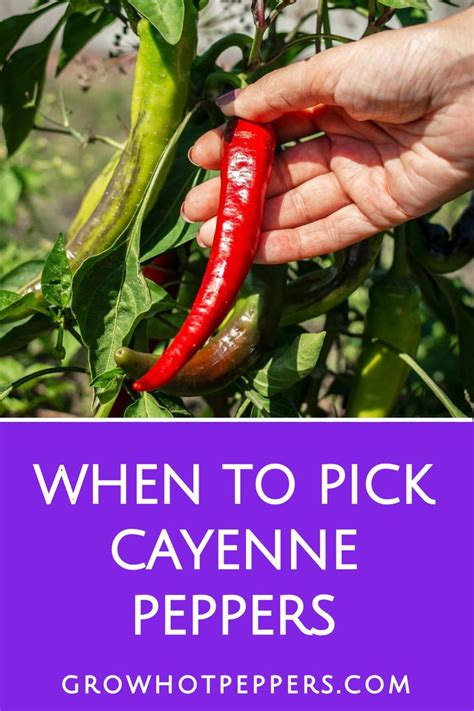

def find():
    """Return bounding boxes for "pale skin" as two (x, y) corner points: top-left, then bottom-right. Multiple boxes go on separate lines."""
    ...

(182, 8), (474, 264)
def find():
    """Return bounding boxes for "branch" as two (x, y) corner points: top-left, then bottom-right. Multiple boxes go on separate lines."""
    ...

(33, 124), (125, 150)
(364, 5), (397, 35)
(261, 33), (353, 67)
(0, 367), (88, 402)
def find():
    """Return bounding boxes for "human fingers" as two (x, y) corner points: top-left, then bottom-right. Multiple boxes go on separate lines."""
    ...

(254, 204), (378, 263)
(188, 169), (348, 230)
(215, 48), (349, 121)
(197, 203), (379, 263)
(184, 136), (332, 223)
(188, 106), (328, 170)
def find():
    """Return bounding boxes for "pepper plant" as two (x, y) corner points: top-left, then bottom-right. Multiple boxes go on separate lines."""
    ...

(0, 0), (472, 418)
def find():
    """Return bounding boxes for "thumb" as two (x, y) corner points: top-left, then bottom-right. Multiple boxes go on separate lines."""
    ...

(216, 44), (351, 121)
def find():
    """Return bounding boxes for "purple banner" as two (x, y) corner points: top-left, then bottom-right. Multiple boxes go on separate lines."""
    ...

(0, 421), (472, 710)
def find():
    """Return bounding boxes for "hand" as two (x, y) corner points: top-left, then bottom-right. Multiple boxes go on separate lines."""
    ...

(182, 9), (474, 263)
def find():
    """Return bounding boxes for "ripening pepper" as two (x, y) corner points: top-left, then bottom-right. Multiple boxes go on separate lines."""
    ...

(346, 231), (421, 418)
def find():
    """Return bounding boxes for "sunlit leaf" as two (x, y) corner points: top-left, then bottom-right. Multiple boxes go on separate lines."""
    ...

(41, 233), (72, 309)
(251, 332), (326, 397)
(56, 7), (115, 75)
(0, 2), (64, 65)
(124, 392), (174, 418)
(127, 0), (185, 44)
(1, 15), (65, 154)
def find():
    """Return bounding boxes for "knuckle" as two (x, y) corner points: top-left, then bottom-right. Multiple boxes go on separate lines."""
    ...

(289, 188), (311, 224)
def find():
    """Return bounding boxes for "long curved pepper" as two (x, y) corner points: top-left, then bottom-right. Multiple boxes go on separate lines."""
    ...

(133, 118), (276, 393)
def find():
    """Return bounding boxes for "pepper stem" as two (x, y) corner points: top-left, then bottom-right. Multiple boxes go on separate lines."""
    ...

(391, 224), (410, 277)
(249, 0), (267, 70)
(315, 0), (324, 53)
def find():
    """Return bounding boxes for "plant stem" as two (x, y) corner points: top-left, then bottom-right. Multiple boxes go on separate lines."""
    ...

(0, 366), (88, 401)
(33, 124), (70, 137)
(368, 0), (377, 26)
(249, 24), (266, 69)
(104, 2), (129, 25)
(33, 124), (124, 150)
(315, 0), (325, 53)
(91, 134), (125, 150)
(285, 9), (317, 42)
(364, 3), (396, 36)
(375, 7), (396, 27)
(268, 0), (297, 26)
(234, 395), (251, 418)
(67, 325), (84, 345)
(322, 0), (333, 49)
(391, 224), (409, 277)
(241, 386), (268, 415)
(262, 33), (353, 67)
(249, 0), (297, 69)
(339, 330), (467, 418)
(306, 310), (340, 415)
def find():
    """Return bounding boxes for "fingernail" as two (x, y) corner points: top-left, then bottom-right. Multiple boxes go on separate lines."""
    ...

(180, 203), (193, 224)
(215, 88), (242, 108)
(187, 146), (199, 166)
(196, 232), (206, 248)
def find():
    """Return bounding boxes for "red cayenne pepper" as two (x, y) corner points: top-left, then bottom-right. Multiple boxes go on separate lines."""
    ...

(133, 117), (276, 393)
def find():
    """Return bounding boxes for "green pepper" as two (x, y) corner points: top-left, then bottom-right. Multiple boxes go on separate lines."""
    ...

(346, 228), (421, 418)
(281, 233), (383, 326)
(67, 150), (121, 239)
(115, 264), (286, 395)
(23, 5), (197, 293)
(407, 199), (474, 274)
(69, 9), (197, 267)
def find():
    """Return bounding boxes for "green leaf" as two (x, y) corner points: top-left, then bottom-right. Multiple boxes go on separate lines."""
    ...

(0, 291), (23, 311)
(69, 0), (103, 11)
(0, 314), (51, 356)
(0, 165), (22, 224)
(141, 179), (202, 261)
(0, 2), (64, 65)
(72, 232), (152, 381)
(41, 233), (72, 309)
(1, 15), (65, 155)
(155, 392), (193, 417)
(412, 262), (474, 402)
(91, 368), (124, 410)
(378, 0), (431, 10)
(397, 7), (428, 25)
(90, 368), (124, 390)
(124, 392), (174, 418)
(140, 119), (212, 261)
(0, 260), (44, 291)
(0, 291), (47, 324)
(144, 280), (176, 316)
(251, 332), (326, 397)
(243, 389), (301, 418)
(127, 0), (185, 45)
(56, 8), (115, 75)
